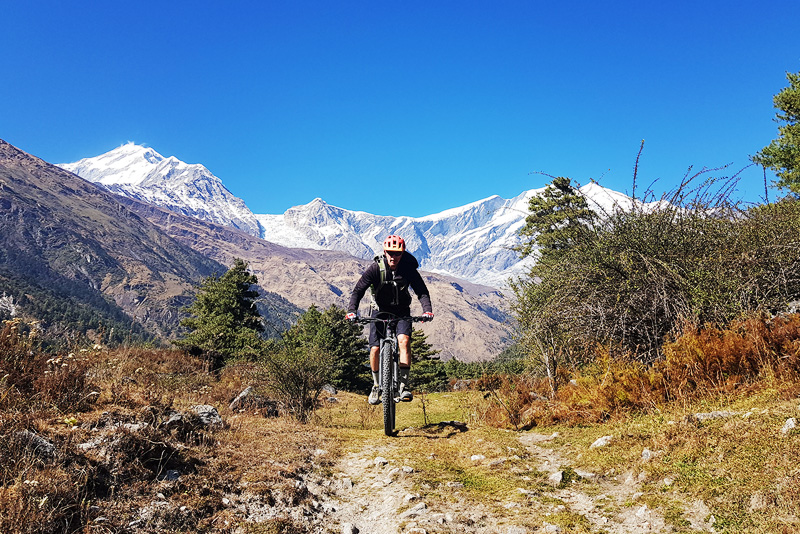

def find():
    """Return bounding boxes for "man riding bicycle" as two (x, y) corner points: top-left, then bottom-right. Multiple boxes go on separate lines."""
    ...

(346, 235), (433, 404)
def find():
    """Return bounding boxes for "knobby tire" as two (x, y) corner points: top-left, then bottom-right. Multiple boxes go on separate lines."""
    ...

(381, 339), (395, 436)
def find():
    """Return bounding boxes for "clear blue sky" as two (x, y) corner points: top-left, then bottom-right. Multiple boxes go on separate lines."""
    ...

(3, 1), (799, 216)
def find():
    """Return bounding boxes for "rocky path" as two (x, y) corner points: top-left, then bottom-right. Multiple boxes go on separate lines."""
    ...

(302, 427), (715, 534)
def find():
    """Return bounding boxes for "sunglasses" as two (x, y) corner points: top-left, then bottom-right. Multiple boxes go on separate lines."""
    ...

(386, 251), (403, 257)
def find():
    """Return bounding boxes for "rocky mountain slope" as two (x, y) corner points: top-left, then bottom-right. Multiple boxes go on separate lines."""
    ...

(59, 143), (262, 237)
(0, 141), (301, 341)
(117, 196), (511, 361)
(4, 140), (510, 360)
(0, 140), (222, 339)
(59, 144), (641, 288)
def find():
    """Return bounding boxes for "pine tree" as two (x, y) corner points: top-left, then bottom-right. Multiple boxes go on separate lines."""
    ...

(174, 258), (264, 365)
(516, 176), (596, 264)
(410, 327), (447, 392)
(282, 305), (369, 393)
(752, 70), (800, 194)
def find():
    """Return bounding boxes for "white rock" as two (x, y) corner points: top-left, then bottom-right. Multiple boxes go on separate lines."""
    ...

(781, 418), (797, 434)
(470, 454), (486, 461)
(374, 456), (389, 466)
(589, 435), (613, 449)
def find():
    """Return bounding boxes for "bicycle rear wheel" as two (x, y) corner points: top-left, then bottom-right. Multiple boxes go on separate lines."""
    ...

(380, 340), (395, 436)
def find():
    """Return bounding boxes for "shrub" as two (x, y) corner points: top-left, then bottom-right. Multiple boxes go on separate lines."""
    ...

(480, 313), (800, 429)
(261, 345), (332, 423)
(513, 174), (800, 367)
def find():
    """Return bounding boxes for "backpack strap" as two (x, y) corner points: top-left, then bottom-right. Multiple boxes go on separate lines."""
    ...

(370, 255), (387, 299)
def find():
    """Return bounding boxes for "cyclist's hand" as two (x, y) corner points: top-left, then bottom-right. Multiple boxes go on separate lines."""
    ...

(345, 312), (358, 322)
(422, 312), (434, 322)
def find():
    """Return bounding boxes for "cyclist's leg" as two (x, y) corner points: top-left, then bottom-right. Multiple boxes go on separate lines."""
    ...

(367, 322), (382, 404)
(396, 316), (413, 366)
(397, 317), (413, 401)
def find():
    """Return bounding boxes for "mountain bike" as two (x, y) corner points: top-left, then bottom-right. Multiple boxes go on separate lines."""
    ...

(356, 313), (429, 436)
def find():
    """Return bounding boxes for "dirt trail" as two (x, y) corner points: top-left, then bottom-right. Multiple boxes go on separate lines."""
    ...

(305, 427), (714, 534)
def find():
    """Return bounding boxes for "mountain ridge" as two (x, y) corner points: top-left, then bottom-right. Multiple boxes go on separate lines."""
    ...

(4, 139), (511, 360)
(59, 144), (643, 288)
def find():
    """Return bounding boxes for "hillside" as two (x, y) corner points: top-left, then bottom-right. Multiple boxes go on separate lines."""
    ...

(116, 195), (512, 361)
(0, 140), (301, 341)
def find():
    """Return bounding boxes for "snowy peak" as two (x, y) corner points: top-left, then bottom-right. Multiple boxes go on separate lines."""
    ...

(60, 143), (166, 186)
(58, 143), (645, 288)
(58, 144), (262, 237)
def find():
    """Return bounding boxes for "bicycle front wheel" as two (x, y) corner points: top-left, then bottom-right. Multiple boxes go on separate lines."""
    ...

(380, 340), (395, 436)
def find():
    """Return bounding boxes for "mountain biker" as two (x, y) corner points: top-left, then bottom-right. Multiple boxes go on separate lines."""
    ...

(346, 235), (433, 404)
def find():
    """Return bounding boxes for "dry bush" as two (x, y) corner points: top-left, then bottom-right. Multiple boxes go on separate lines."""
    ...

(481, 313), (800, 428)
(661, 313), (800, 400)
(1, 320), (98, 416)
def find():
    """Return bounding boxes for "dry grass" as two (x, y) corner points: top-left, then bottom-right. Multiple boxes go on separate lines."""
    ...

(0, 321), (334, 533)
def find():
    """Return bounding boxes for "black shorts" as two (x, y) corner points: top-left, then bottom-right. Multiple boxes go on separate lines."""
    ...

(369, 309), (412, 348)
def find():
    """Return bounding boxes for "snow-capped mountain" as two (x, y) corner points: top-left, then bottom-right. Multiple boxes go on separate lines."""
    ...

(60, 144), (638, 288)
(256, 182), (639, 287)
(58, 144), (262, 237)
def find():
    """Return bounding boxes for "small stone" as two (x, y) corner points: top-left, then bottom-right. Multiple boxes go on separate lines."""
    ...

(781, 418), (797, 434)
(543, 523), (562, 533)
(341, 523), (359, 534)
(693, 411), (736, 422)
(447, 481), (465, 488)
(399, 502), (428, 518)
(589, 435), (613, 449)
(663, 477), (674, 487)
(402, 465), (414, 473)
(229, 386), (253, 411)
(749, 492), (768, 511)
(548, 471), (563, 486)
(470, 454), (486, 461)
(641, 448), (653, 461)
(191, 405), (223, 427)
(374, 456), (389, 466)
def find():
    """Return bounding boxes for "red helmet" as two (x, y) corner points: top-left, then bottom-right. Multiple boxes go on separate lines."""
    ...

(383, 235), (406, 253)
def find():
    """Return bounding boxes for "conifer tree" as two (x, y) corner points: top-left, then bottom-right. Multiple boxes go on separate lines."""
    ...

(516, 176), (596, 263)
(410, 327), (447, 392)
(752, 70), (800, 194)
(282, 305), (369, 392)
(175, 258), (264, 364)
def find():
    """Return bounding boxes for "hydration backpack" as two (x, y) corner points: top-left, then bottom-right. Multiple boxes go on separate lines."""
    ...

(370, 255), (404, 306)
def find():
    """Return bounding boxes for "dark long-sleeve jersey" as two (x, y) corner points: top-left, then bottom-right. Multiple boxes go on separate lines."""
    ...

(348, 252), (432, 315)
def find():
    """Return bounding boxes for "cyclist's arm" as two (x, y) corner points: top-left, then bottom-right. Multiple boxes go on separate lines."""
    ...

(347, 262), (380, 313)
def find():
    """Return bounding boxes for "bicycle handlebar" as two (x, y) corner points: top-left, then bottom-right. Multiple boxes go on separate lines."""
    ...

(353, 315), (431, 325)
